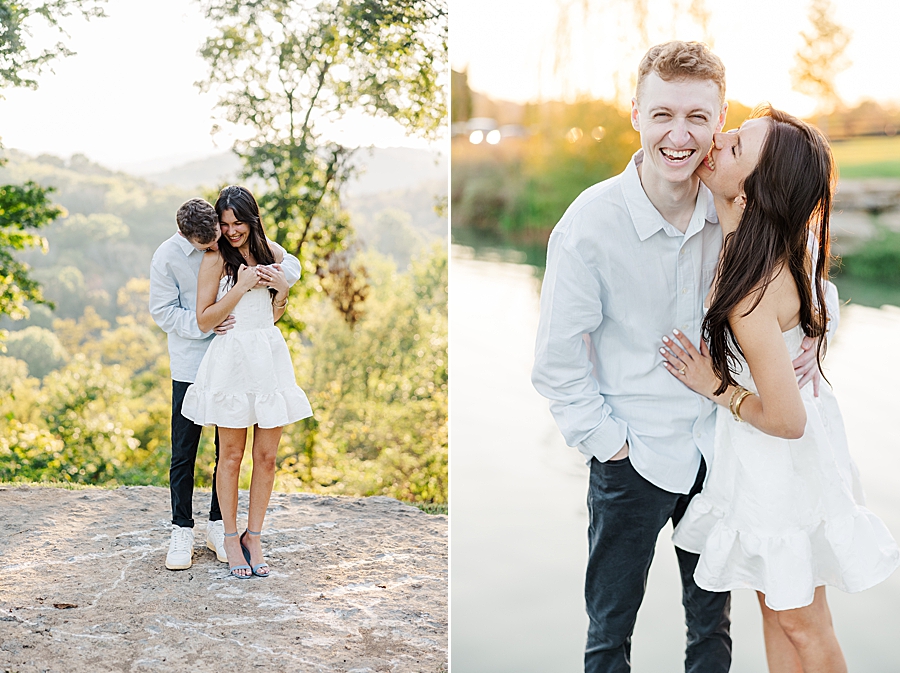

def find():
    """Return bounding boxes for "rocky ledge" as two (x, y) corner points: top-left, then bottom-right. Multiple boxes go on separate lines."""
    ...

(0, 485), (447, 673)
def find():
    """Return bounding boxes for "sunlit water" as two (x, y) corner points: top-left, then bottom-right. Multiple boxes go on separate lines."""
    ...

(450, 245), (900, 672)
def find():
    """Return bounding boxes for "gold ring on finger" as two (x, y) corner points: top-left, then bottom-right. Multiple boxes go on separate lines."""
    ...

(679, 366), (686, 375)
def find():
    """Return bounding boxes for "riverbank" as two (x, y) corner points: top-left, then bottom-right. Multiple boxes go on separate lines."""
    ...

(0, 485), (448, 673)
(449, 249), (900, 672)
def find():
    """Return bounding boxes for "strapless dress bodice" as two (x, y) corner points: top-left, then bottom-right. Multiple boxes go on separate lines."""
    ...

(216, 275), (275, 333)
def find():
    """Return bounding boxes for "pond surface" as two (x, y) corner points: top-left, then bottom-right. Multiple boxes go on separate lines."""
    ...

(450, 244), (900, 672)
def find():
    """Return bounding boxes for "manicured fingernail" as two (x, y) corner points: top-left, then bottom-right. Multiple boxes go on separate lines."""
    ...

(662, 336), (670, 342)
(659, 347), (667, 354)
(673, 328), (681, 335)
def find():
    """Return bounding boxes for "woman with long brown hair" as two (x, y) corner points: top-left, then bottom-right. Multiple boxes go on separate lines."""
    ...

(660, 106), (898, 672)
(182, 185), (313, 579)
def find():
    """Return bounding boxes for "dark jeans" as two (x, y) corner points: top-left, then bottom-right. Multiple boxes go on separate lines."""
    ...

(170, 380), (221, 528)
(585, 456), (731, 673)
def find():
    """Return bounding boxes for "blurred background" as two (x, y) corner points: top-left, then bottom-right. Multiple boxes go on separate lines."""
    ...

(0, 0), (448, 510)
(450, 0), (900, 670)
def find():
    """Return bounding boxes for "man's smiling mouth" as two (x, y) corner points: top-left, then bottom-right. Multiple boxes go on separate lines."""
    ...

(660, 148), (696, 162)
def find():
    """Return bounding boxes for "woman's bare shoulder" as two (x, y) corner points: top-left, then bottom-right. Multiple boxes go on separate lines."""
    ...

(200, 249), (224, 269)
(731, 262), (799, 326)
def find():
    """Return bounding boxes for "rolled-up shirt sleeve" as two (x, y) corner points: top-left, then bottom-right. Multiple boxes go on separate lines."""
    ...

(149, 253), (209, 340)
(823, 279), (839, 342)
(532, 232), (628, 462)
(270, 240), (301, 287)
(808, 231), (840, 342)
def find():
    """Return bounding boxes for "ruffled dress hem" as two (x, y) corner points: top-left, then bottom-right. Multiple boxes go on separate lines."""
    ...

(673, 493), (900, 611)
(183, 386), (312, 429)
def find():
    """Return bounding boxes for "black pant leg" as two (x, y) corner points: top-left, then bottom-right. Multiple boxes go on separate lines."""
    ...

(673, 459), (732, 673)
(170, 380), (202, 528)
(584, 457), (680, 673)
(208, 427), (222, 522)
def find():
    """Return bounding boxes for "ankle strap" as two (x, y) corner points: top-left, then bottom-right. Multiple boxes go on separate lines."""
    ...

(244, 529), (261, 536)
(224, 531), (239, 537)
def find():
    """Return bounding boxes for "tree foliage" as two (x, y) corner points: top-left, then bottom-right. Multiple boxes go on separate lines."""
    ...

(0, 0), (106, 91)
(550, 0), (713, 105)
(278, 244), (448, 502)
(0, 0), (106, 328)
(0, 250), (447, 503)
(0, 181), (61, 321)
(196, 0), (447, 322)
(3, 324), (67, 377)
(791, 0), (851, 113)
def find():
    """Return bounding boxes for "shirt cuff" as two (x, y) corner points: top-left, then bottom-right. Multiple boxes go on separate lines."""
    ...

(578, 415), (629, 463)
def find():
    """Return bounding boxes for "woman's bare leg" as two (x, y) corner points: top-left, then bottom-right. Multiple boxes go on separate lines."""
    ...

(757, 591), (803, 673)
(216, 426), (249, 577)
(242, 425), (283, 569)
(768, 586), (846, 673)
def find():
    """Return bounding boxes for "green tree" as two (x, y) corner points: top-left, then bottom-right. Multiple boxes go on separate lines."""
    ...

(791, 0), (851, 114)
(0, 354), (27, 391)
(3, 324), (68, 378)
(0, 1), (106, 91)
(1, 0), (106, 330)
(0, 182), (61, 322)
(196, 0), (447, 321)
(281, 244), (448, 503)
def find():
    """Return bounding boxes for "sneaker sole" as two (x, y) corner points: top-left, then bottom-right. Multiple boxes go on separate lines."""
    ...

(165, 558), (192, 570)
(207, 540), (228, 563)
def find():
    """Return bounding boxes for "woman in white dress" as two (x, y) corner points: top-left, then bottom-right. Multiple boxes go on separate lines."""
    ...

(659, 106), (899, 673)
(182, 185), (313, 579)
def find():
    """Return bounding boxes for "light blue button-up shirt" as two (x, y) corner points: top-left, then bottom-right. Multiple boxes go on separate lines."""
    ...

(533, 152), (727, 494)
(149, 232), (301, 383)
(532, 151), (838, 494)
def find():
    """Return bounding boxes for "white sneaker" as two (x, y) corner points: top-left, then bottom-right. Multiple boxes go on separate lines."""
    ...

(165, 525), (194, 570)
(206, 520), (227, 563)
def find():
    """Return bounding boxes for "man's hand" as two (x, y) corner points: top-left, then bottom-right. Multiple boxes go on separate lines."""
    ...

(793, 336), (820, 397)
(214, 315), (235, 335)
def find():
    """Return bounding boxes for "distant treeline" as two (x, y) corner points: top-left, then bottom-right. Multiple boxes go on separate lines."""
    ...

(450, 71), (900, 306)
(0, 150), (448, 504)
(0, 149), (444, 331)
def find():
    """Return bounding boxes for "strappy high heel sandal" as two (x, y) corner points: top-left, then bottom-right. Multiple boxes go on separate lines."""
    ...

(239, 529), (270, 578)
(224, 531), (252, 579)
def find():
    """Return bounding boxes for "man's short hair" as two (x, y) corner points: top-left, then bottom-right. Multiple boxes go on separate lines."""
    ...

(636, 41), (726, 105)
(176, 198), (218, 244)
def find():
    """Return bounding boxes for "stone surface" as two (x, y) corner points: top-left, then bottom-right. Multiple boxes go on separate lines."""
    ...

(0, 485), (447, 673)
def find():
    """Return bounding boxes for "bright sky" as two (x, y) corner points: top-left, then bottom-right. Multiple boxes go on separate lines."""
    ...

(450, 0), (900, 117)
(1, 0), (441, 172)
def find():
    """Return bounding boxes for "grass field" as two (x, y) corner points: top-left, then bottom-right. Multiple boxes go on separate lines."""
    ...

(831, 135), (900, 178)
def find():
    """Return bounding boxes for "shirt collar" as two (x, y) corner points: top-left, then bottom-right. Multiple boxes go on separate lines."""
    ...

(174, 231), (202, 257)
(623, 150), (715, 242)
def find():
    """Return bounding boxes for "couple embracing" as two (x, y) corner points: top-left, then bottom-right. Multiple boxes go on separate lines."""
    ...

(533, 41), (900, 672)
(149, 185), (312, 580)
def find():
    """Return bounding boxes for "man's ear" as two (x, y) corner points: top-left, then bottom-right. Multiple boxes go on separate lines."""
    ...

(631, 98), (641, 132)
(716, 101), (728, 133)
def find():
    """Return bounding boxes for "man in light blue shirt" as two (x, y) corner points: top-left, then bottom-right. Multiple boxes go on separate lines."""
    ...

(532, 42), (834, 673)
(149, 198), (300, 571)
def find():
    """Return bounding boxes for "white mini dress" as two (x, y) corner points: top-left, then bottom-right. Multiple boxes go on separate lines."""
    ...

(672, 323), (899, 610)
(182, 276), (313, 429)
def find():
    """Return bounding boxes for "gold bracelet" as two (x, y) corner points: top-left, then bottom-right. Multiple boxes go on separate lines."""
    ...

(730, 387), (753, 422)
(728, 386), (743, 412)
(273, 297), (288, 309)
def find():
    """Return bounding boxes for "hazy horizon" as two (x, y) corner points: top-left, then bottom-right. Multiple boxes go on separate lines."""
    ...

(1, 0), (445, 167)
(451, 0), (900, 117)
